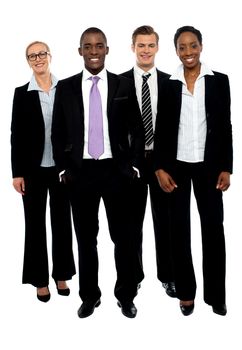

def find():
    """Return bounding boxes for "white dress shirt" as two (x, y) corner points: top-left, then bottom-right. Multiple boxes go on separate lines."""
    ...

(170, 63), (214, 163)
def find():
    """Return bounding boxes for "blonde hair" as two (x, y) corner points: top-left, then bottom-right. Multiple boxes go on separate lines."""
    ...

(25, 41), (50, 59)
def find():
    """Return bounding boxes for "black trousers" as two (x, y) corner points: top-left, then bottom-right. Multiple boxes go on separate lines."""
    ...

(22, 166), (76, 287)
(131, 151), (174, 282)
(68, 159), (140, 303)
(169, 161), (226, 305)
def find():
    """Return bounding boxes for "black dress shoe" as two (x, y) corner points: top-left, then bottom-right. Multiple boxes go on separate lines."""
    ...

(37, 288), (51, 303)
(162, 282), (177, 298)
(212, 304), (227, 316)
(55, 281), (70, 296)
(77, 299), (101, 318)
(180, 302), (194, 316)
(117, 301), (137, 318)
(57, 286), (70, 296)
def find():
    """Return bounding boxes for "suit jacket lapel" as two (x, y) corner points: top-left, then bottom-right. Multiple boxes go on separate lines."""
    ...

(27, 89), (45, 128)
(71, 72), (84, 121)
(124, 69), (134, 80)
(107, 71), (119, 114)
(72, 72), (83, 93)
(171, 80), (183, 123)
(204, 74), (215, 113)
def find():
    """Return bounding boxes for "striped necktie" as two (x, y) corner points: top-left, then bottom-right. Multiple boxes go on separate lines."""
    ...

(141, 73), (153, 146)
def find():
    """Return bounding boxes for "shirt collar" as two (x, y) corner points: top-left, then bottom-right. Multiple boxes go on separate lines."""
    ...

(134, 65), (156, 77)
(170, 62), (214, 83)
(83, 67), (107, 82)
(28, 74), (58, 92)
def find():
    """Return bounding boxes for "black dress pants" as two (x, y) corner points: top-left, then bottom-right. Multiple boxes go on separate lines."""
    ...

(22, 166), (76, 287)
(131, 151), (174, 283)
(68, 159), (139, 303)
(169, 161), (226, 305)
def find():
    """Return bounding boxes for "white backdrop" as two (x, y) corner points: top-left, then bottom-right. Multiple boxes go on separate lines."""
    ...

(1, 1), (241, 349)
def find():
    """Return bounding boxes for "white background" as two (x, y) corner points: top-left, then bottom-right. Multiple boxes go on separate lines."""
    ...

(1, 0), (241, 349)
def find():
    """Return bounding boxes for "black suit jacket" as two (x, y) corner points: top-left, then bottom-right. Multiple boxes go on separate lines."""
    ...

(51, 71), (144, 178)
(11, 84), (45, 178)
(154, 71), (233, 174)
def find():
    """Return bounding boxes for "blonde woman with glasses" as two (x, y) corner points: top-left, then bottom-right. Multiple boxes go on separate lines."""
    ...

(10, 41), (76, 302)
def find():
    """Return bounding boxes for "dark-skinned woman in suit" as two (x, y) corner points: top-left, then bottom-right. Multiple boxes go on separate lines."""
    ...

(154, 26), (232, 316)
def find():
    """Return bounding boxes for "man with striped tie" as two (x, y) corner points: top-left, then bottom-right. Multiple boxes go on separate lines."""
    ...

(121, 25), (176, 299)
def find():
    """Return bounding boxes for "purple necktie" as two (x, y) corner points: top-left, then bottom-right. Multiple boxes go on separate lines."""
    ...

(88, 76), (104, 159)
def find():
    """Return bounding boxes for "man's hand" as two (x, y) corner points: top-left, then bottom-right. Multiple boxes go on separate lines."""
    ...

(13, 177), (25, 195)
(155, 169), (178, 193)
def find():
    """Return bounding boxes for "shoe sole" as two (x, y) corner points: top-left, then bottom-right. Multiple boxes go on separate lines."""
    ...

(37, 293), (51, 302)
(212, 308), (227, 316)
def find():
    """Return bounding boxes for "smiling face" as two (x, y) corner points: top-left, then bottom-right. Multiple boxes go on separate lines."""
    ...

(78, 32), (109, 75)
(176, 31), (202, 71)
(132, 33), (158, 71)
(26, 42), (51, 76)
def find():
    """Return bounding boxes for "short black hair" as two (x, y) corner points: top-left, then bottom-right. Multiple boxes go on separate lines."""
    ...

(174, 26), (202, 48)
(80, 27), (107, 47)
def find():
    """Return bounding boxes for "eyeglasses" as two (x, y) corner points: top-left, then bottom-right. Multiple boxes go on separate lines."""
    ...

(27, 51), (50, 61)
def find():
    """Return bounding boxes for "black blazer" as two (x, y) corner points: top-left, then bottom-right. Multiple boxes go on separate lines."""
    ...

(51, 71), (144, 178)
(154, 71), (233, 174)
(11, 84), (45, 178)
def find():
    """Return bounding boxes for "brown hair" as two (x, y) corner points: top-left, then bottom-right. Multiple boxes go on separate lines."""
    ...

(132, 25), (159, 45)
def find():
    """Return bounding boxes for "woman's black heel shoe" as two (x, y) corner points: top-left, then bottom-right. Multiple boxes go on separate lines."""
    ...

(37, 287), (51, 302)
(55, 281), (70, 296)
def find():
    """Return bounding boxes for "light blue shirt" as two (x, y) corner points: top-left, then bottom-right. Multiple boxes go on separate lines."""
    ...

(28, 74), (58, 167)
